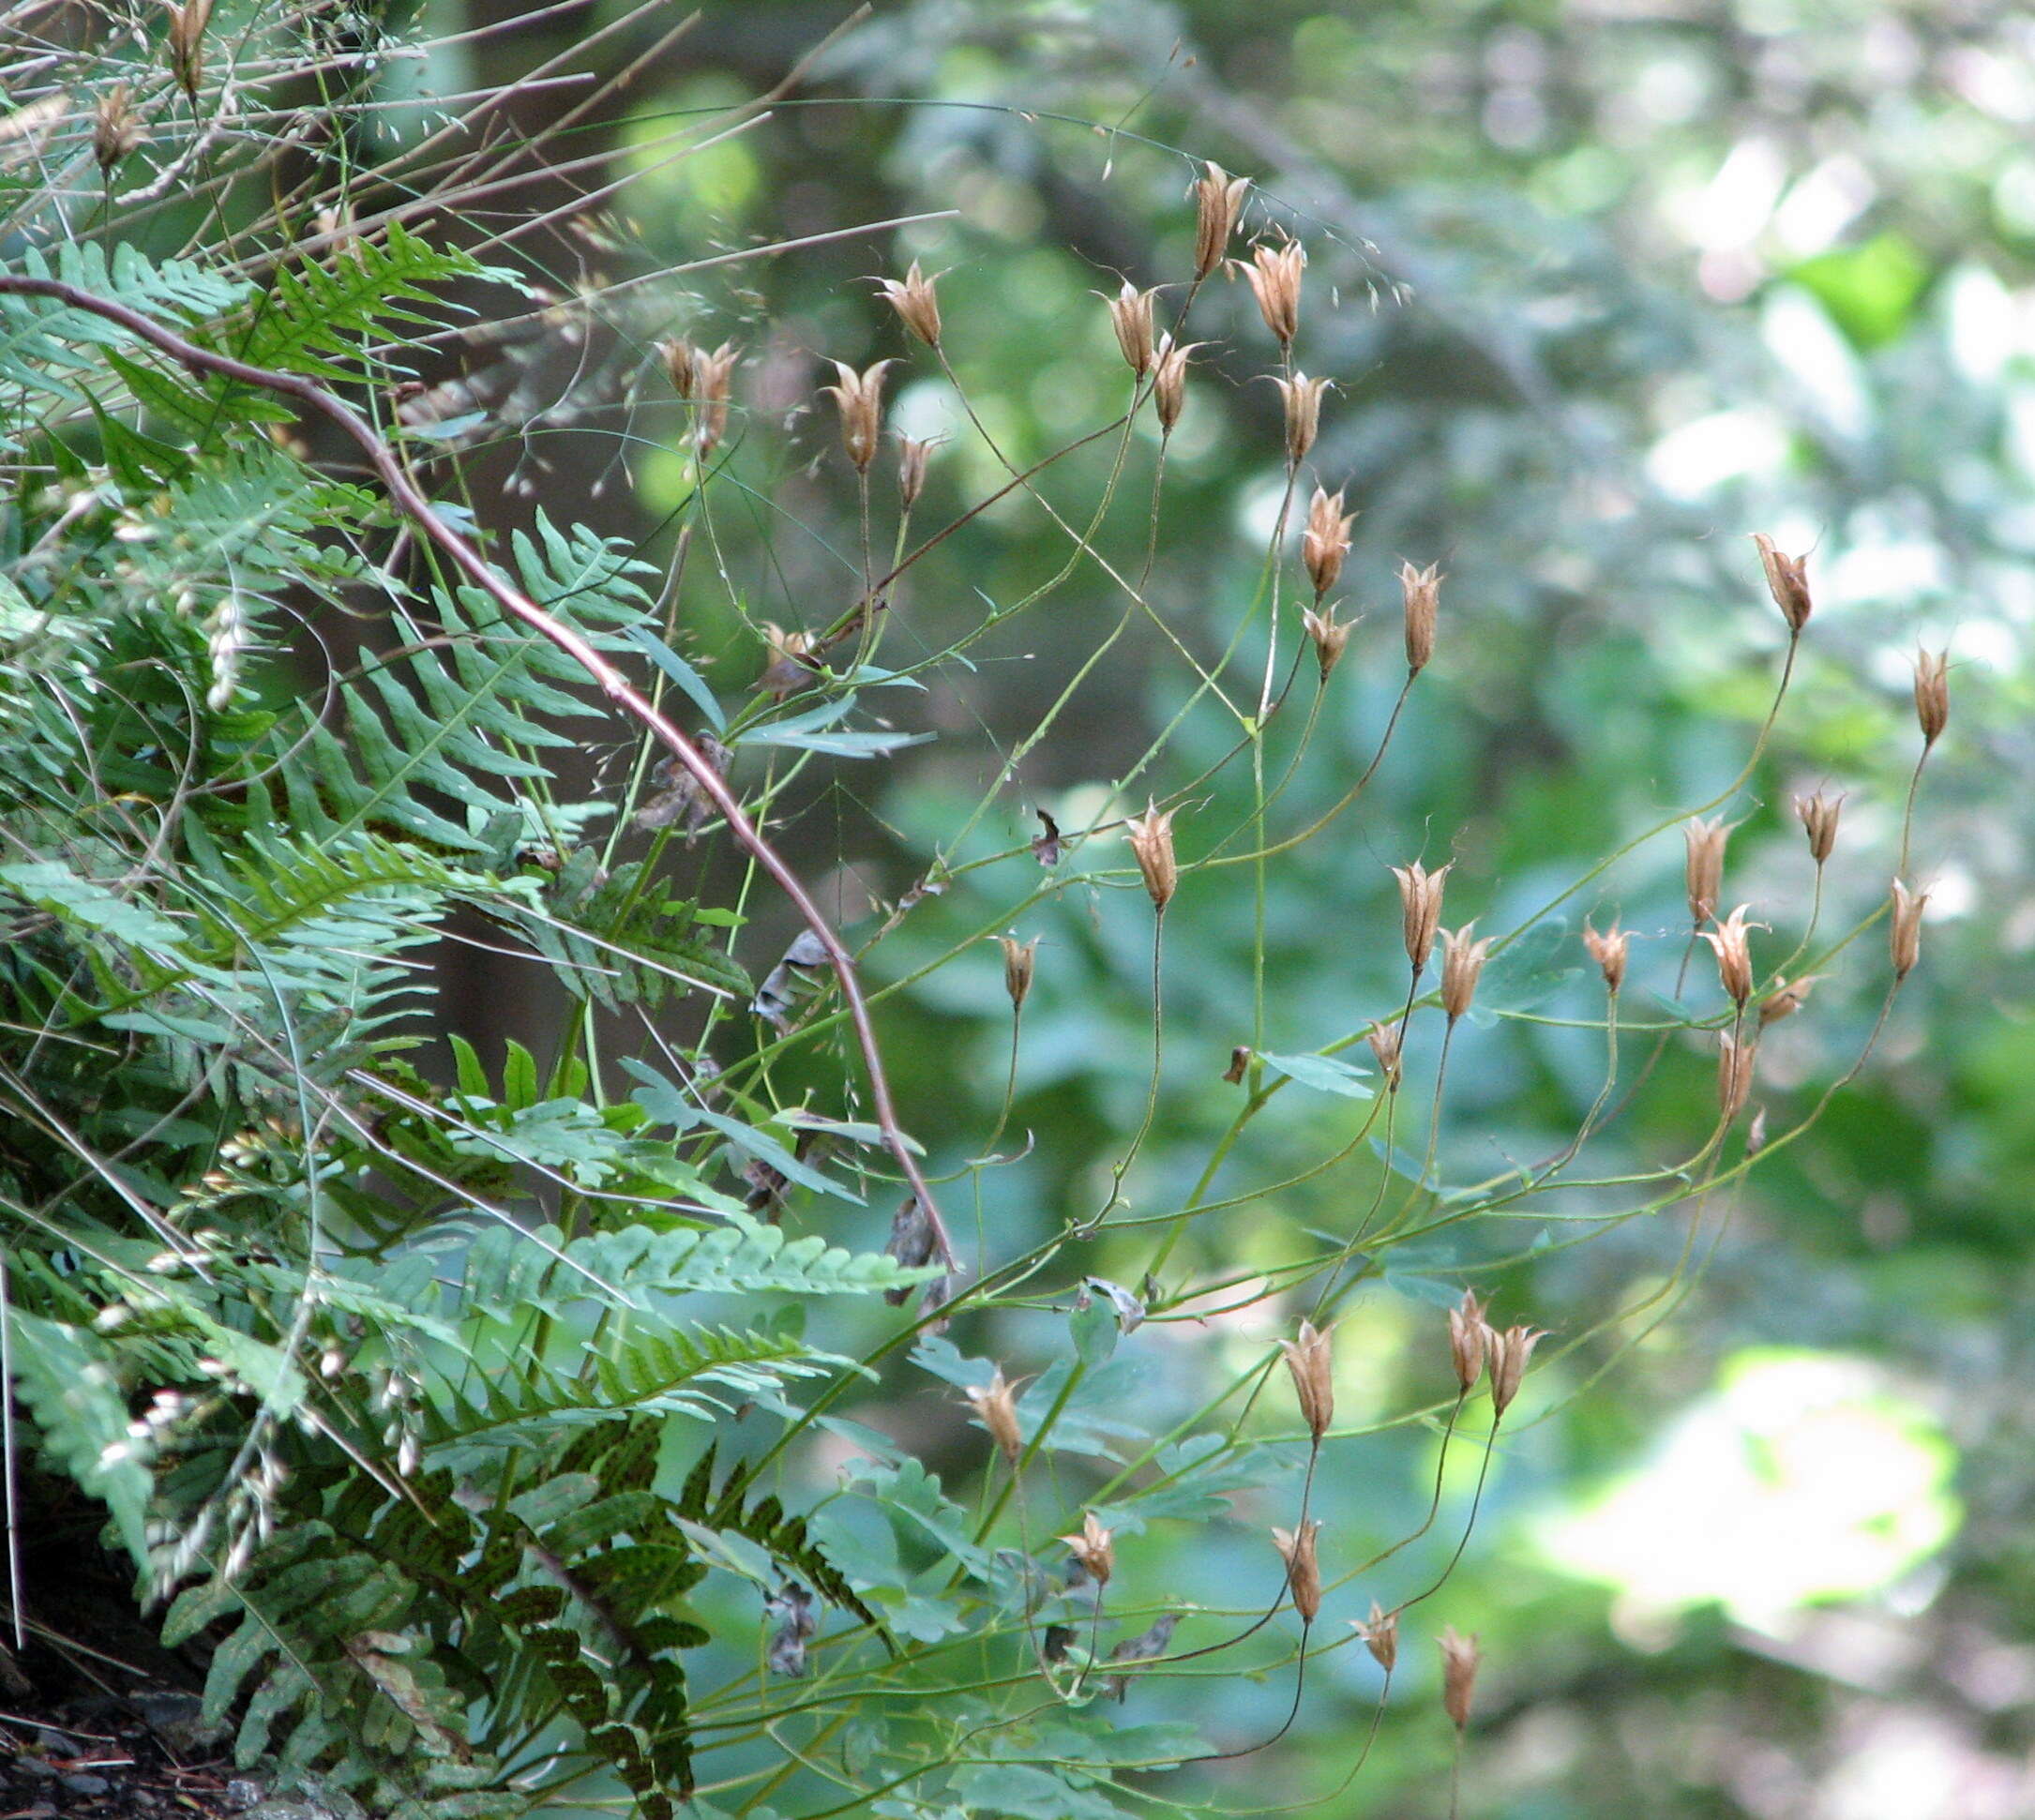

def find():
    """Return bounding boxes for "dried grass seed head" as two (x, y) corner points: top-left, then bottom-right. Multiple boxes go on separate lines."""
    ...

(1274, 371), (1330, 466)
(1059, 1512), (1115, 1586)
(966, 1367), (1024, 1464)
(1752, 532), (1813, 633)
(1582, 920), (1630, 994)
(1795, 789), (1844, 865)
(876, 260), (942, 346)
(1302, 486), (1354, 598)
(1913, 647), (1950, 746)
(1244, 237), (1306, 345)
(1193, 162), (1250, 278)
(1108, 280), (1158, 376)
(1440, 923), (1493, 1022)
(1280, 1319), (1335, 1442)
(1698, 903), (1762, 1006)
(1439, 1626), (1482, 1729)
(1124, 801), (1179, 911)
(1683, 815), (1732, 925)
(821, 358), (895, 473)
(1391, 858), (1451, 973)
(1718, 1030), (1756, 1120)
(1890, 878), (1929, 979)
(1399, 559), (1441, 674)
(1272, 1518), (1323, 1621)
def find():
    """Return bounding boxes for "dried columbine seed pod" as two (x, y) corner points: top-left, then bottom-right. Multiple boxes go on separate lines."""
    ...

(1391, 859), (1451, 975)
(164, 0), (213, 98)
(1356, 1600), (1399, 1672)
(1302, 486), (1354, 599)
(692, 341), (740, 455)
(659, 335), (698, 398)
(1718, 1030), (1756, 1120)
(1244, 238), (1306, 346)
(897, 435), (938, 510)
(1107, 280), (1158, 376)
(1682, 815), (1731, 925)
(1759, 974), (1819, 1027)
(1193, 162), (1250, 279)
(1400, 560), (1441, 674)
(966, 1368), (1024, 1465)
(1271, 1519), (1322, 1622)
(1366, 1022), (1403, 1090)
(1913, 647), (1950, 747)
(1890, 879), (1929, 980)
(876, 260), (942, 347)
(1439, 1627), (1482, 1730)
(1440, 923), (1493, 1023)
(1447, 1290), (1486, 1392)
(1274, 372), (1330, 466)
(1124, 802), (1178, 912)
(1059, 1512), (1115, 1587)
(821, 358), (895, 473)
(1698, 903), (1761, 1007)
(1794, 789), (1844, 865)
(1303, 604), (1351, 682)
(1752, 532), (1813, 634)
(1000, 935), (1038, 1011)
(1279, 1319), (1334, 1443)
(1152, 334), (1195, 431)
(1582, 920), (1630, 994)
(1485, 1322), (1546, 1418)
(94, 84), (143, 170)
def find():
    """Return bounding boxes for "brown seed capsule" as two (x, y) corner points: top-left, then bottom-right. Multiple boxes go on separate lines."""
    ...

(1697, 903), (1761, 1007)
(966, 1367), (1024, 1465)
(1889, 879), (1928, 980)
(876, 260), (942, 347)
(896, 435), (938, 510)
(1913, 648), (1950, 747)
(1356, 1600), (1399, 1673)
(1124, 802), (1179, 912)
(1758, 974), (1819, 1027)
(692, 341), (741, 455)
(1303, 604), (1351, 681)
(1752, 532), (1813, 634)
(1272, 1519), (1322, 1622)
(1439, 1626), (1482, 1730)
(1582, 920), (1630, 995)
(1244, 239), (1306, 346)
(1718, 1030), (1756, 1121)
(1447, 1290), (1486, 1392)
(1485, 1322), (1546, 1418)
(1279, 1319), (1334, 1443)
(1193, 162), (1250, 279)
(1367, 1022), (1403, 1091)
(1391, 859), (1451, 974)
(1274, 372), (1330, 466)
(1399, 560), (1441, 674)
(659, 335), (699, 399)
(164, 0), (213, 98)
(1107, 280), (1158, 376)
(1302, 486), (1354, 598)
(1440, 923), (1493, 1023)
(1794, 789), (1844, 865)
(1682, 815), (1731, 926)
(1059, 1512), (1115, 1587)
(821, 358), (895, 474)
(1152, 335), (1196, 431)
(94, 84), (143, 170)
(1000, 935), (1038, 1011)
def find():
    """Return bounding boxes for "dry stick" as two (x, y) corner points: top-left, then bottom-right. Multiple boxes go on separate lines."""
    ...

(1, 276), (957, 1271)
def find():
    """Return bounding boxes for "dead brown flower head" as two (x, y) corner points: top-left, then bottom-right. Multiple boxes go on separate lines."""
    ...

(1193, 162), (1250, 278)
(1059, 1512), (1115, 1587)
(1682, 815), (1732, 925)
(1272, 1519), (1323, 1622)
(1107, 280), (1158, 376)
(1367, 1022), (1403, 1090)
(1752, 532), (1813, 634)
(1391, 858), (1452, 974)
(876, 260), (942, 347)
(1913, 647), (1950, 747)
(1124, 802), (1179, 912)
(1399, 560), (1441, 674)
(1718, 1030), (1757, 1121)
(1356, 1601), (1399, 1672)
(164, 0), (214, 98)
(1302, 486), (1355, 598)
(1794, 789), (1844, 865)
(821, 358), (895, 473)
(1440, 923), (1494, 1023)
(896, 434), (938, 511)
(1280, 1319), (1335, 1443)
(1439, 1627), (1482, 1729)
(1274, 372), (1330, 466)
(1485, 1322), (1546, 1418)
(1697, 903), (1762, 1007)
(1582, 920), (1630, 994)
(94, 85), (143, 170)
(1758, 973), (1819, 1027)
(1244, 238), (1306, 345)
(692, 341), (741, 455)
(658, 335), (699, 399)
(1000, 935), (1038, 1012)
(1152, 335), (1196, 431)
(966, 1367), (1024, 1465)
(1303, 604), (1352, 682)
(1448, 1289), (1487, 1392)
(1890, 879), (1929, 980)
